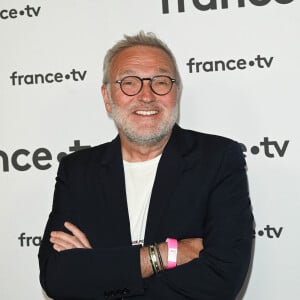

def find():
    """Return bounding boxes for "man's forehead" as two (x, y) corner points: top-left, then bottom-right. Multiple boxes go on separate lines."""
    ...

(117, 67), (172, 77)
(110, 46), (175, 75)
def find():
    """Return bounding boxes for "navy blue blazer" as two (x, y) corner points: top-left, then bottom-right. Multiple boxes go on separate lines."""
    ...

(39, 124), (253, 300)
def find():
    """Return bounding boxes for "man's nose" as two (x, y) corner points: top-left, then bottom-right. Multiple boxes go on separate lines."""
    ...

(138, 80), (155, 102)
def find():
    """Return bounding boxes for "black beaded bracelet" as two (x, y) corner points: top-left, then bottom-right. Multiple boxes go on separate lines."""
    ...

(155, 243), (165, 271)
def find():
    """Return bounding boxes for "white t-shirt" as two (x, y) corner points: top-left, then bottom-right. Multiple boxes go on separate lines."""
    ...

(123, 155), (161, 246)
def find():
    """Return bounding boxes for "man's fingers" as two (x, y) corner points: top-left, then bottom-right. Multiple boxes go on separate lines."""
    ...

(49, 222), (92, 252)
(53, 243), (65, 252)
(64, 221), (82, 236)
(50, 232), (83, 249)
(64, 222), (92, 248)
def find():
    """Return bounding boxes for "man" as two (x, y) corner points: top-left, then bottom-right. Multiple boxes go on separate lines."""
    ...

(39, 32), (253, 300)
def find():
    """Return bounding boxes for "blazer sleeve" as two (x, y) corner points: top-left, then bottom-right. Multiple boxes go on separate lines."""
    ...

(155, 141), (254, 300)
(38, 158), (144, 300)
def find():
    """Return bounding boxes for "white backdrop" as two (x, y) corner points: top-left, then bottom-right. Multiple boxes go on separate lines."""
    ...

(1, 1), (299, 299)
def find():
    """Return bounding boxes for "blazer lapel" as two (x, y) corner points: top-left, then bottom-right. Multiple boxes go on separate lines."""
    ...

(96, 137), (132, 246)
(144, 125), (186, 244)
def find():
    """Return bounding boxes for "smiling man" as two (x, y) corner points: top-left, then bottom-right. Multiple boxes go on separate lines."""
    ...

(102, 45), (179, 157)
(39, 32), (253, 300)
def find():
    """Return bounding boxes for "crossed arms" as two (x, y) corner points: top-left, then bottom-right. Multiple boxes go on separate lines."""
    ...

(50, 221), (203, 278)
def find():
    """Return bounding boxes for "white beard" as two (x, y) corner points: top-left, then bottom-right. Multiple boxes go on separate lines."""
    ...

(108, 97), (178, 146)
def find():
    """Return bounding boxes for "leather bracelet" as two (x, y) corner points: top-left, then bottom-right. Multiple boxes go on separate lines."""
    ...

(155, 243), (165, 271)
(148, 245), (160, 274)
(166, 238), (178, 269)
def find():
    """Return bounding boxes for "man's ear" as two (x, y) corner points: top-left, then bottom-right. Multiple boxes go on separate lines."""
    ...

(101, 84), (112, 113)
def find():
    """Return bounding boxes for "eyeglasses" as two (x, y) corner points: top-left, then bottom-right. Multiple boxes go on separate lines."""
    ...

(114, 75), (176, 96)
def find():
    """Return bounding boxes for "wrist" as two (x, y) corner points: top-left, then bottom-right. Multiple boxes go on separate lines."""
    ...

(140, 246), (154, 278)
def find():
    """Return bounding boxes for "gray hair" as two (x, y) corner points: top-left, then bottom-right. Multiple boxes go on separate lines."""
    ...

(102, 31), (182, 90)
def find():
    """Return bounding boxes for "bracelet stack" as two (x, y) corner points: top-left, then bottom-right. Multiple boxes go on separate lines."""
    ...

(148, 238), (178, 275)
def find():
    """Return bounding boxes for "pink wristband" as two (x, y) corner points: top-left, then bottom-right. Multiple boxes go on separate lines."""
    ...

(166, 238), (178, 269)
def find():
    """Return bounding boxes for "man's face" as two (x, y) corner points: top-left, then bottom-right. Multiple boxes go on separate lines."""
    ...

(102, 45), (179, 146)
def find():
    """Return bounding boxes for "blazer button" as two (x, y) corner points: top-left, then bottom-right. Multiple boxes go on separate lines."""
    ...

(122, 288), (130, 295)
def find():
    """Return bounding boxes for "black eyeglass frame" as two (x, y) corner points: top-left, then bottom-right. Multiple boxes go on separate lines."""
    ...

(114, 75), (176, 96)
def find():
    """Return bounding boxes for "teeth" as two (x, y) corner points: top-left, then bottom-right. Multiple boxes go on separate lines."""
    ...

(135, 110), (158, 116)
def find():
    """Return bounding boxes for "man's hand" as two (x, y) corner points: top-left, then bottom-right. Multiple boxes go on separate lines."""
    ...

(177, 238), (203, 266)
(50, 222), (92, 252)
